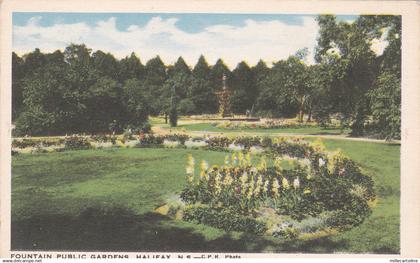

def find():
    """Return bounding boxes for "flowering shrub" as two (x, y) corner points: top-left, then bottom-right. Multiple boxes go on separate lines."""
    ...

(137, 134), (165, 147)
(12, 138), (64, 148)
(184, 139), (208, 148)
(91, 141), (114, 149)
(206, 137), (234, 151)
(64, 135), (92, 150)
(124, 140), (139, 148)
(163, 139), (181, 148)
(178, 138), (375, 238)
(249, 146), (264, 154)
(163, 134), (189, 144)
(215, 119), (318, 130)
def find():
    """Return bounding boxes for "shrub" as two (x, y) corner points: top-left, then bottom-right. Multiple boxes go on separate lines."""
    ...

(64, 136), (91, 150)
(141, 122), (152, 134)
(261, 137), (273, 148)
(215, 119), (318, 130)
(180, 138), (375, 238)
(163, 134), (189, 145)
(122, 128), (135, 141)
(206, 137), (234, 149)
(12, 138), (64, 148)
(235, 136), (261, 150)
(12, 138), (37, 148)
(272, 226), (300, 239)
(183, 205), (267, 234)
(90, 134), (112, 143)
(138, 134), (164, 147)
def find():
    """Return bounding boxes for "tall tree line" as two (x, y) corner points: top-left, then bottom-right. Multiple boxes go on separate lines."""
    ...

(12, 15), (401, 139)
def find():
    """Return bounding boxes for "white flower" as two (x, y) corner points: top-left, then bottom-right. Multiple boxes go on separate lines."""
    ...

(272, 178), (280, 197)
(200, 160), (209, 171)
(223, 173), (233, 186)
(240, 172), (248, 185)
(91, 141), (113, 149)
(249, 146), (264, 154)
(228, 143), (244, 151)
(184, 139), (208, 148)
(299, 158), (311, 167)
(186, 166), (194, 175)
(318, 158), (325, 167)
(282, 177), (290, 189)
(262, 180), (269, 193)
(125, 140), (139, 148)
(293, 177), (300, 189)
(163, 140), (180, 148)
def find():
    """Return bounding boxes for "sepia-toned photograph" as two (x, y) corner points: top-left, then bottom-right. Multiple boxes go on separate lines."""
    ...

(1, 0), (419, 259)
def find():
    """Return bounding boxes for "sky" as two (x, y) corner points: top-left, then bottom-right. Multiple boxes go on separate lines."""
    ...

(12, 13), (359, 68)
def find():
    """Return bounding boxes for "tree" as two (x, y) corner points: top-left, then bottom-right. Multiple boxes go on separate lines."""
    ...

(85, 77), (124, 132)
(12, 52), (25, 120)
(191, 55), (218, 113)
(256, 60), (299, 118)
(62, 44), (99, 132)
(22, 48), (46, 77)
(92, 50), (120, 80)
(143, 56), (167, 114)
(230, 61), (256, 114)
(122, 79), (151, 128)
(168, 56), (191, 77)
(369, 71), (400, 139)
(367, 16), (401, 139)
(315, 15), (382, 134)
(15, 62), (67, 135)
(283, 55), (310, 122)
(189, 78), (217, 114)
(210, 58), (231, 91)
(192, 55), (212, 81)
(252, 60), (269, 86)
(161, 71), (194, 118)
(118, 52), (145, 83)
(168, 57), (192, 98)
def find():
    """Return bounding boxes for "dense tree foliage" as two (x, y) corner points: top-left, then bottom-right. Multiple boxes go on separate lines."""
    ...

(12, 15), (400, 139)
(313, 15), (401, 138)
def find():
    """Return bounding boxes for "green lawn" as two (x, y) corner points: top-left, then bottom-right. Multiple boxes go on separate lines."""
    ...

(11, 141), (399, 253)
(165, 122), (351, 135)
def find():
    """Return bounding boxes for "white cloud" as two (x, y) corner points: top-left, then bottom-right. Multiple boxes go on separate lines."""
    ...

(13, 16), (320, 68)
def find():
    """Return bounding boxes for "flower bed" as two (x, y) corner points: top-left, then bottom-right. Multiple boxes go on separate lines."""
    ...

(11, 134), (199, 153)
(214, 119), (319, 130)
(159, 138), (376, 239)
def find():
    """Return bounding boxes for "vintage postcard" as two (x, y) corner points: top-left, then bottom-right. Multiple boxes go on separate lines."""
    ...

(1, 0), (419, 260)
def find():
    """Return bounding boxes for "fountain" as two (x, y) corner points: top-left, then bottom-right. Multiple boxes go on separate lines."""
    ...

(215, 75), (233, 118)
(213, 74), (259, 121)
(190, 74), (260, 121)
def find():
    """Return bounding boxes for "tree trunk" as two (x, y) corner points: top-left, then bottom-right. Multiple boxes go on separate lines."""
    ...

(307, 108), (312, 122)
(298, 96), (305, 122)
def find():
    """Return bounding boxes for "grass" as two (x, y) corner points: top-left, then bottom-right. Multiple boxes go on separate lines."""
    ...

(164, 122), (351, 135)
(11, 141), (399, 253)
